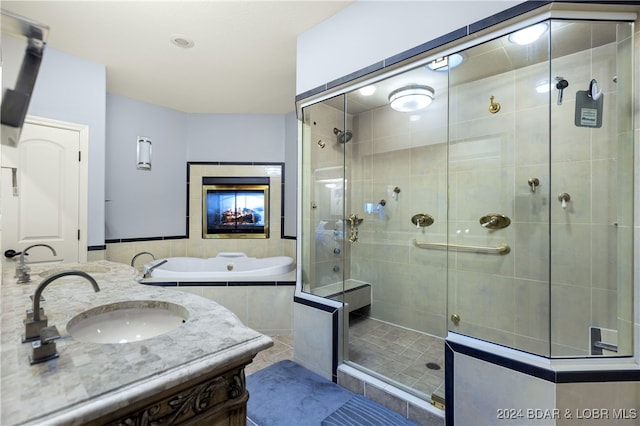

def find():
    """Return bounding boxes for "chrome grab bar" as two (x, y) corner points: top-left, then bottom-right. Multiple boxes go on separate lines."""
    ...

(593, 341), (618, 353)
(412, 239), (510, 255)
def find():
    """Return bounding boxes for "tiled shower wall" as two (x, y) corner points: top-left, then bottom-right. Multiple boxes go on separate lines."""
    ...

(341, 35), (630, 357)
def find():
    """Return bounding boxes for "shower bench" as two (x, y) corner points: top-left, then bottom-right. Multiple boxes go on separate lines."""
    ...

(313, 279), (371, 312)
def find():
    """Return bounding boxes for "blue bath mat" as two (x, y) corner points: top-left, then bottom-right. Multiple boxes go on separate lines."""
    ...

(246, 360), (418, 426)
(246, 360), (355, 425)
(321, 395), (419, 426)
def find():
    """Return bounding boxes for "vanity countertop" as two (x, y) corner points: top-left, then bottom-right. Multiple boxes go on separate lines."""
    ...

(0, 260), (273, 425)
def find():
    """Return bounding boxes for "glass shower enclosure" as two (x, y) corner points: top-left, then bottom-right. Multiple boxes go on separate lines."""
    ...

(299, 18), (634, 403)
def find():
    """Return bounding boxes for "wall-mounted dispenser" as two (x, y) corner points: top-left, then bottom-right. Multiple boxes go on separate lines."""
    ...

(137, 137), (152, 170)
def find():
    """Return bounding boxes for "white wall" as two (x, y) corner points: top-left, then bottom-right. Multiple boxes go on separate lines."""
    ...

(186, 113), (285, 162)
(105, 94), (188, 239)
(3, 40), (107, 246)
(296, 1), (520, 95)
(284, 111), (298, 237)
(105, 95), (294, 240)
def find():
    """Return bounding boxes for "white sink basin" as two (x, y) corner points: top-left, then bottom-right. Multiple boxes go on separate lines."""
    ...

(67, 300), (188, 344)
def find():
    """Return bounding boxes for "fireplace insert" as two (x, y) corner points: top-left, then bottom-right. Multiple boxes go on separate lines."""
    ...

(202, 177), (269, 239)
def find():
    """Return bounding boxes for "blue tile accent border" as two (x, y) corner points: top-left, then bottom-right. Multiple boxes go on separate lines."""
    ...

(446, 338), (640, 384)
(332, 306), (339, 383)
(88, 245), (106, 251)
(384, 28), (467, 68)
(105, 235), (185, 244)
(445, 343), (454, 426)
(468, 1), (550, 34)
(294, 295), (339, 314)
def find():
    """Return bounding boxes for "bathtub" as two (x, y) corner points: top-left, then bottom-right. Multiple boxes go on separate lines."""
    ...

(138, 252), (296, 335)
(144, 252), (295, 280)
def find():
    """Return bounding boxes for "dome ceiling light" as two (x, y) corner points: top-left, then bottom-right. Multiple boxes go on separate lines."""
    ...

(388, 85), (435, 112)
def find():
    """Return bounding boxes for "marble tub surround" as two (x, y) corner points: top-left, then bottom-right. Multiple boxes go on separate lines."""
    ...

(1, 260), (273, 425)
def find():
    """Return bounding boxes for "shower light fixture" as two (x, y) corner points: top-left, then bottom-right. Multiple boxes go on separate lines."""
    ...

(358, 85), (376, 96)
(427, 54), (463, 71)
(388, 85), (434, 112)
(137, 136), (152, 170)
(508, 22), (548, 45)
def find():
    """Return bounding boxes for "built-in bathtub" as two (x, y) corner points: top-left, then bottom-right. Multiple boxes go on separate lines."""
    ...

(144, 252), (295, 280)
(138, 253), (296, 335)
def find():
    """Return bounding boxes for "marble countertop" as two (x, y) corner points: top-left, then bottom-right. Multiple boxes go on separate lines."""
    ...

(1, 260), (273, 425)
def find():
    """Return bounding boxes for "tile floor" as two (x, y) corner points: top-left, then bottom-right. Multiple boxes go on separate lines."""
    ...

(347, 314), (445, 400)
(245, 334), (295, 376)
(246, 315), (445, 402)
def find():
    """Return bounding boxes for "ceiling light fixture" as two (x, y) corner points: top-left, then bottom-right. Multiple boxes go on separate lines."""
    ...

(388, 85), (435, 112)
(358, 85), (377, 96)
(170, 34), (195, 49)
(427, 53), (464, 71)
(508, 22), (548, 45)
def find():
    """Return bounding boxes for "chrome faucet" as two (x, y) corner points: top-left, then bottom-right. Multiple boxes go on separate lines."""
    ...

(23, 270), (100, 342)
(131, 251), (156, 267)
(142, 259), (168, 279)
(14, 244), (57, 283)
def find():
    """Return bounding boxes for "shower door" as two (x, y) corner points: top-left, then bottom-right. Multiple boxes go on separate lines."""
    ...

(548, 20), (634, 357)
(446, 22), (553, 356)
(300, 94), (349, 299)
(447, 19), (635, 358)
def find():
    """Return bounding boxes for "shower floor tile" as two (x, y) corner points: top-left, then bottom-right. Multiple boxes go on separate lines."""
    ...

(348, 314), (445, 400)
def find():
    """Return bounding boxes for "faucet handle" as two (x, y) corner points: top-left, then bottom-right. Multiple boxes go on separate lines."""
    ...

(23, 309), (48, 343)
(29, 325), (60, 365)
(40, 325), (61, 343)
(4, 249), (23, 259)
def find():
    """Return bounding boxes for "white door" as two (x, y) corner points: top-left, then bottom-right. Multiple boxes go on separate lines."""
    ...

(1, 117), (88, 264)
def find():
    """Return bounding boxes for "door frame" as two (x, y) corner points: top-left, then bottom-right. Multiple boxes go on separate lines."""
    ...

(24, 115), (89, 262)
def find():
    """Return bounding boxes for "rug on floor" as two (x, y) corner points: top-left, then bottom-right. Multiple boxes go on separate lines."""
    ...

(321, 394), (418, 426)
(246, 359), (418, 426)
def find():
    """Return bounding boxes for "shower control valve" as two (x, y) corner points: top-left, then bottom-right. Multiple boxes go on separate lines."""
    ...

(527, 178), (539, 193)
(558, 192), (571, 209)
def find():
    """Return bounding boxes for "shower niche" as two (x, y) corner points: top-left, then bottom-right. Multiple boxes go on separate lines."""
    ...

(297, 11), (635, 411)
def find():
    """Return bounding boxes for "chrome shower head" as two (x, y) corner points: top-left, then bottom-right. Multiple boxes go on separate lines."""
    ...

(333, 127), (353, 144)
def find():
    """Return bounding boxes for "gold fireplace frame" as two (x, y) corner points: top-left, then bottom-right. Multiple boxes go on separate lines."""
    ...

(201, 182), (270, 239)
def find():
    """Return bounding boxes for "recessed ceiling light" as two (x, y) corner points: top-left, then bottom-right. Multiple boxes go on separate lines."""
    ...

(427, 54), (464, 71)
(508, 22), (548, 45)
(170, 34), (195, 49)
(358, 85), (376, 96)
